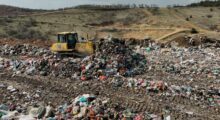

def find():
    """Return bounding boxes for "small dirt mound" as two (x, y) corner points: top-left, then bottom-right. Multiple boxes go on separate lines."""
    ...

(167, 34), (220, 47)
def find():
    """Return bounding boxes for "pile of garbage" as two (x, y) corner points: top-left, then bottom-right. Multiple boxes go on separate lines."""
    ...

(135, 42), (220, 78)
(124, 77), (220, 106)
(0, 39), (147, 80)
(1, 37), (220, 81)
(1, 37), (220, 80)
(80, 39), (147, 80)
(2, 37), (220, 119)
(0, 94), (166, 120)
(0, 44), (51, 57)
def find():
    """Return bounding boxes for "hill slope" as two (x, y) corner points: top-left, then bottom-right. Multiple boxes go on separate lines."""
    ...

(0, 6), (219, 41)
(0, 5), (46, 17)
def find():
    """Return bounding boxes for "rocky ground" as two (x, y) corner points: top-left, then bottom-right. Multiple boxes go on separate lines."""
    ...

(1, 37), (220, 119)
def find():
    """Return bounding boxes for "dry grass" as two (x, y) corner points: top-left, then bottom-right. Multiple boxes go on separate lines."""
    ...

(0, 7), (219, 41)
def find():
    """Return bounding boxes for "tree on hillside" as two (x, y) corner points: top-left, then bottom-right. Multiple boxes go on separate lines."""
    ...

(148, 5), (160, 15)
(188, 0), (220, 7)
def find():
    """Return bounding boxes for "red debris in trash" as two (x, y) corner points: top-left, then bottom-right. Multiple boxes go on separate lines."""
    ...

(99, 75), (107, 81)
(81, 76), (87, 81)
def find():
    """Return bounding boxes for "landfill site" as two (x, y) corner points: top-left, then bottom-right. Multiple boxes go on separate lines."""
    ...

(1, 1), (220, 120)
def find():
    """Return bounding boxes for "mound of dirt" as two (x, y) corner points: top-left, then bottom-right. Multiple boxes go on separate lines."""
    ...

(167, 34), (220, 47)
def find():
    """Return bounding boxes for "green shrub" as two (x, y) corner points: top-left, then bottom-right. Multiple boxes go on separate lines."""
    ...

(148, 7), (160, 15)
(4, 17), (13, 23)
(191, 28), (198, 34)
(5, 19), (48, 40)
(0, 18), (7, 26)
(206, 14), (213, 18)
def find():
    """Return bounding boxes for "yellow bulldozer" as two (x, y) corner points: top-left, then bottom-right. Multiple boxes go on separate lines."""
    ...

(50, 32), (94, 57)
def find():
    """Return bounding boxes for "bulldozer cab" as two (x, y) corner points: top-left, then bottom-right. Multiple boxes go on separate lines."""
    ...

(50, 32), (94, 56)
(57, 32), (78, 49)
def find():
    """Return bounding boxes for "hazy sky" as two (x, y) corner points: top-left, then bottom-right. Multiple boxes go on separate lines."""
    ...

(0, 0), (203, 9)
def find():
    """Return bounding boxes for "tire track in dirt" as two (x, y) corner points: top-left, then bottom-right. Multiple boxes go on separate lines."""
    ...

(1, 72), (220, 119)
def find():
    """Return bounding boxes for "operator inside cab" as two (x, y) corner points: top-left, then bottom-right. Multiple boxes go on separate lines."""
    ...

(57, 32), (78, 49)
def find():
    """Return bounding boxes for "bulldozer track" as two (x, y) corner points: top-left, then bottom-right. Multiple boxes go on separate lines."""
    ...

(0, 72), (219, 119)
(156, 29), (190, 42)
